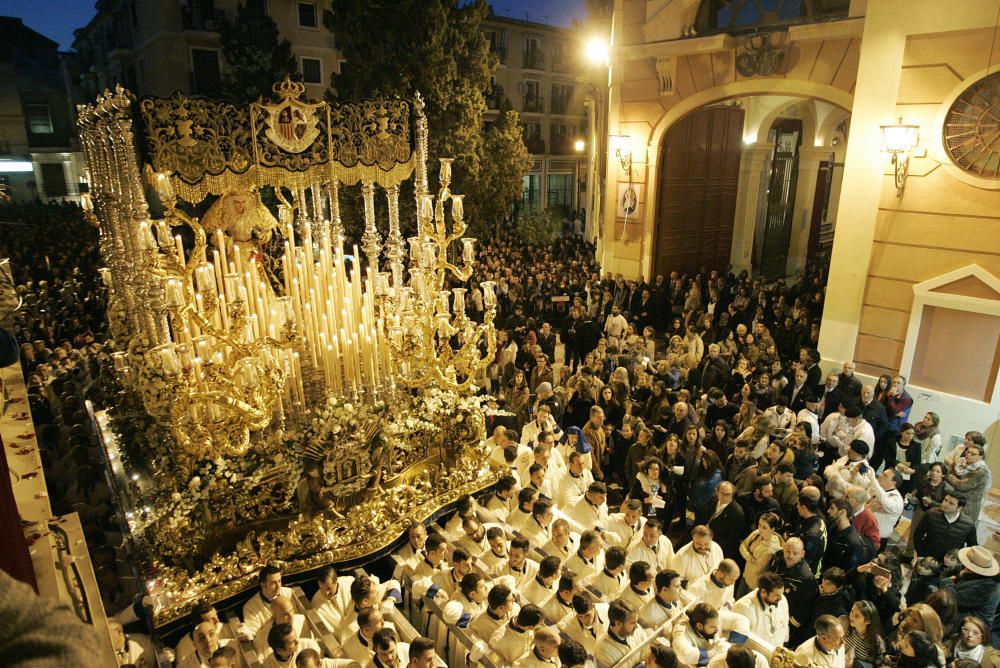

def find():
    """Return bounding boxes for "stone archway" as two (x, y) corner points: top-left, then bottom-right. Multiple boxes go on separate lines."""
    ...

(632, 80), (853, 279)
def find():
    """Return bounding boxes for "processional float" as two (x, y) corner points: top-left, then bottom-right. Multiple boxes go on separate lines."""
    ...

(77, 78), (499, 626)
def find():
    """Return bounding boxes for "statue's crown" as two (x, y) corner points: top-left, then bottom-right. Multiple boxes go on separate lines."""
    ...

(273, 77), (306, 100)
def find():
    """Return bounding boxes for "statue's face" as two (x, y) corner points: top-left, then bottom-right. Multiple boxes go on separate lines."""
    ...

(230, 194), (250, 215)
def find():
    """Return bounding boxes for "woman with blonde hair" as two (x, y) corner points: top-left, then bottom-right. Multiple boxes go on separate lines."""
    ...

(895, 603), (945, 650)
(739, 512), (784, 591)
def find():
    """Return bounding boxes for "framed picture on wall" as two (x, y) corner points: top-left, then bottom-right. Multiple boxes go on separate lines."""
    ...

(616, 182), (643, 220)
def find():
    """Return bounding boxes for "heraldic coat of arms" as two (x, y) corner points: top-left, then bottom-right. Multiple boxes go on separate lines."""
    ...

(260, 78), (322, 154)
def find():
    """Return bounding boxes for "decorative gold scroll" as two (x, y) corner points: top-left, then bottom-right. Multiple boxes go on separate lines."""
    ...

(136, 78), (416, 202)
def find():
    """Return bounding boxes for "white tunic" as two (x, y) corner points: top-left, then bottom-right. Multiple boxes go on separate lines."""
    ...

(731, 589), (790, 647)
(594, 627), (649, 668)
(669, 542), (723, 584)
(627, 535), (675, 572)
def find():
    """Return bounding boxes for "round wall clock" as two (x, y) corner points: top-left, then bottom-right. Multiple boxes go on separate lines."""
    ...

(942, 71), (1000, 179)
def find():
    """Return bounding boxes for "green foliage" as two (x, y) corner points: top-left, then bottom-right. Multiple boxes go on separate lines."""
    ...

(463, 110), (533, 236)
(325, 0), (530, 239)
(218, 1), (301, 104)
(518, 207), (565, 246)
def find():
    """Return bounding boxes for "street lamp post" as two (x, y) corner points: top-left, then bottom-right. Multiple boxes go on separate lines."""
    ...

(584, 36), (610, 260)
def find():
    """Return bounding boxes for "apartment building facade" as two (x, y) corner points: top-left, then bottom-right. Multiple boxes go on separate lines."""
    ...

(481, 13), (588, 218)
(72, 0), (342, 101)
(0, 17), (84, 202)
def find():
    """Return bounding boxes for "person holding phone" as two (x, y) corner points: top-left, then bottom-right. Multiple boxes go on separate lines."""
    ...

(824, 440), (871, 500)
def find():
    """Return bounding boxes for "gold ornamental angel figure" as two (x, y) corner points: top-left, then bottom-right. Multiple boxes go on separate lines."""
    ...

(201, 190), (278, 267)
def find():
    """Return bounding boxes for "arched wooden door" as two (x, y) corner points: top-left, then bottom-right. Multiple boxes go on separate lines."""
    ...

(653, 106), (744, 277)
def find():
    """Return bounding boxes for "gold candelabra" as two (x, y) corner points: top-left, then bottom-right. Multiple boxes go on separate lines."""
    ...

(377, 159), (497, 391)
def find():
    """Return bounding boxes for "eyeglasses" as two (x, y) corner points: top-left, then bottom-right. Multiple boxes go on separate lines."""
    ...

(961, 627), (983, 636)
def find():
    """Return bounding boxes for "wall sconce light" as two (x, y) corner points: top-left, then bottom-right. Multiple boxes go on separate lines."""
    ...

(574, 138), (586, 153)
(609, 134), (633, 173)
(880, 118), (920, 197)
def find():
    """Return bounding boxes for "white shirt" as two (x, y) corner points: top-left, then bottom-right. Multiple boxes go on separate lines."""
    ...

(565, 550), (604, 584)
(341, 629), (377, 665)
(564, 496), (610, 533)
(824, 456), (869, 499)
(670, 541), (723, 584)
(520, 517), (552, 549)
(672, 618), (731, 667)
(764, 405), (794, 431)
(262, 637), (323, 668)
(794, 637), (846, 668)
(823, 416), (875, 458)
(492, 558), (538, 590)
(469, 609), (508, 645)
(485, 493), (515, 522)
(554, 469), (594, 508)
(687, 572), (735, 609)
(604, 313), (629, 340)
(638, 594), (683, 632)
(175, 622), (228, 666)
(254, 613), (308, 656)
(606, 513), (646, 550)
(541, 592), (576, 625)
(365, 641), (409, 668)
(796, 408), (821, 445)
(732, 590), (790, 647)
(591, 568), (627, 601)
(241, 586), (294, 637)
(595, 626), (650, 668)
(866, 479), (905, 539)
(520, 576), (556, 607)
(558, 606), (609, 655)
(490, 621), (535, 666)
(628, 535), (675, 572)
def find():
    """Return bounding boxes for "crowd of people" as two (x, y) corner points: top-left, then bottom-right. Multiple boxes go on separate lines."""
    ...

(2, 202), (998, 668)
(0, 202), (147, 628)
(385, 235), (995, 668)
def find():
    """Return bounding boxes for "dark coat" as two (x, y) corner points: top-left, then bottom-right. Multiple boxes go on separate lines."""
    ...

(912, 507), (978, 562)
(952, 574), (1000, 630)
(789, 513), (827, 575)
(825, 524), (866, 572)
(861, 399), (889, 440)
(708, 498), (749, 561)
(767, 553), (816, 634)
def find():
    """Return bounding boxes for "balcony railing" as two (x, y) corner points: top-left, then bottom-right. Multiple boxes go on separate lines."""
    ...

(486, 85), (507, 110)
(550, 97), (572, 115)
(549, 136), (574, 155)
(524, 137), (545, 154)
(182, 8), (225, 31)
(522, 95), (544, 113)
(522, 50), (545, 70)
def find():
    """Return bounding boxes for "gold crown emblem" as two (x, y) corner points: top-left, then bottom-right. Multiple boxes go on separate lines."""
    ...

(273, 77), (306, 100)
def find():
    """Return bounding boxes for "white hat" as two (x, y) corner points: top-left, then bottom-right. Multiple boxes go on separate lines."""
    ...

(958, 546), (1000, 577)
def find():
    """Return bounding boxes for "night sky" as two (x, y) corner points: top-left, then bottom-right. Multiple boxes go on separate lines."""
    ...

(1, 0), (589, 51)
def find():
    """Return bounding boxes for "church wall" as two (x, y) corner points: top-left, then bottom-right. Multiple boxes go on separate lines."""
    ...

(855, 27), (1000, 377)
(600, 1), (861, 280)
(816, 2), (1000, 469)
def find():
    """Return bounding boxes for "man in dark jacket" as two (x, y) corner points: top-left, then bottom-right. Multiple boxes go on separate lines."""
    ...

(788, 491), (827, 575)
(952, 546), (1000, 630)
(767, 537), (816, 645)
(700, 343), (730, 393)
(738, 476), (784, 529)
(912, 492), (978, 562)
(860, 384), (890, 470)
(824, 498), (866, 572)
(706, 482), (748, 561)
